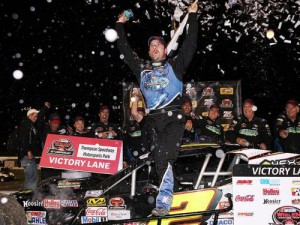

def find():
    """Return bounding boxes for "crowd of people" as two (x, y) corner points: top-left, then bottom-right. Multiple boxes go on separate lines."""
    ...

(13, 0), (299, 217)
(180, 97), (300, 153)
(16, 89), (300, 210)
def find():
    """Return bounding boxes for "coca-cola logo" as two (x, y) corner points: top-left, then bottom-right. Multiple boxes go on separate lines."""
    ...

(85, 207), (107, 216)
(235, 195), (254, 202)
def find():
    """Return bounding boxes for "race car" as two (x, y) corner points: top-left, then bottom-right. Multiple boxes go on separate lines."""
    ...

(11, 144), (299, 225)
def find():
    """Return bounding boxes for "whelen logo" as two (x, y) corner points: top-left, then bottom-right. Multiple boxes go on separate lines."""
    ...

(236, 180), (252, 185)
(263, 188), (280, 195)
(235, 195), (254, 202)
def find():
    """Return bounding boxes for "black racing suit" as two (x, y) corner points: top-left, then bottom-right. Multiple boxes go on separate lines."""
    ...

(198, 116), (224, 144)
(275, 112), (300, 153)
(226, 115), (272, 149)
(116, 13), (198, 202)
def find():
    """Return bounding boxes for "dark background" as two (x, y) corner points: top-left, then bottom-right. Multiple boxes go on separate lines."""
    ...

(0, 0), (299, 154)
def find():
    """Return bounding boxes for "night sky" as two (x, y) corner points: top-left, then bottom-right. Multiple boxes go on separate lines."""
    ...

(0, 0), (299, 153)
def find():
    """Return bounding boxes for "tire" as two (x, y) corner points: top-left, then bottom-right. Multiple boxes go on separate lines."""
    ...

(0, 193), (27, 225)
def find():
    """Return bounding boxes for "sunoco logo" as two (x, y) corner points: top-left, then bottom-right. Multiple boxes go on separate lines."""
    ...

(209, 219), (233, 225)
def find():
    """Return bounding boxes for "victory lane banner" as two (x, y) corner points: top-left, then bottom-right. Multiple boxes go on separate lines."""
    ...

(232, 164), (300, 225)
(39, 134), (123, 174)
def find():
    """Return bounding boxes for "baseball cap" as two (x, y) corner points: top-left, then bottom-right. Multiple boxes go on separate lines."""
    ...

(49, 112), (61, 124)
(148, 36), (167, 47)
(27, 109), (39, 117)
(286, 99), (299, 107)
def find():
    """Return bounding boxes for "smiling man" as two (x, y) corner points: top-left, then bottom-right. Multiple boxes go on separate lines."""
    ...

(275, 99), (300, 153)
(227, 99), (272, 149)
(91, 105), (121, 140)
(116, 1), (198, 216)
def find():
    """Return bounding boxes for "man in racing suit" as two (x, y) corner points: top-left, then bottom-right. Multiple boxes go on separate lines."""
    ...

(198, 104), (224, 144)
(116, 1), (198, 216)
(275, 99), (300, 153)
(226, 99), (272, 149)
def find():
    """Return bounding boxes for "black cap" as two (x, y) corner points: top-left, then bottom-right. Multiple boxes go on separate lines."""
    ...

(148, 36), (167, 47)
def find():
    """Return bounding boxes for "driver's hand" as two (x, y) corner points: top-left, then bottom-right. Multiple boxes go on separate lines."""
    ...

(117, 11), (128, 23)
(185, 120), (193, 131)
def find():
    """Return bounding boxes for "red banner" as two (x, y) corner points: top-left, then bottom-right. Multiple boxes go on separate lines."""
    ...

(39, 134), (123, 174)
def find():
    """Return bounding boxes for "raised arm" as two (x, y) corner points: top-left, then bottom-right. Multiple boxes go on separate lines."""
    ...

(116, 12), (142, 81)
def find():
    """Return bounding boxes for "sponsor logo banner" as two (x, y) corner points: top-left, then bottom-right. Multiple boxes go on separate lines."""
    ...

(236, 180), (252, 185)
(85, 207), (108, 217)
(26, 211), (47, 225)
(292, 188), (300, 196)
(235, 195), (254, 202)
(263, 199), (281, 204)
(208, 219), (234, 225)
(86, 198), (106, 207)
(81, 216), (107, 224)
(271, 206), (300, 224)
(220, 87), (234, 95)
(263, 188), (280, 195)
(108, 209), (131, 220)
(109, 197), (126, 209)
(43, 199), (60, 209)
(23, 200), (43, 208)
(85, 190), (103, 198)
(61, 200), (78, 207)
